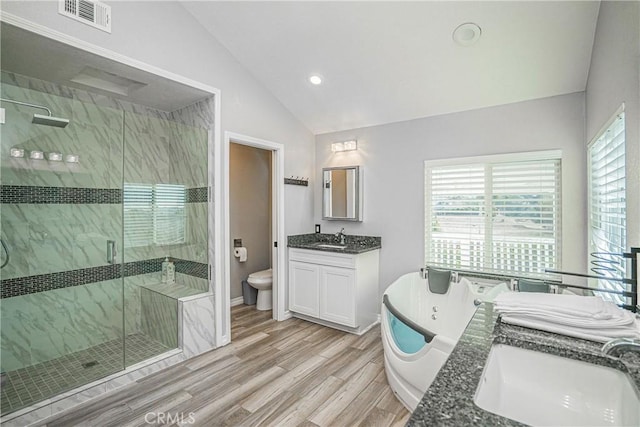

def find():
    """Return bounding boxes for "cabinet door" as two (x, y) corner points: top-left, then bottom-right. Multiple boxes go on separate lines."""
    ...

(319, 266), (356, 327)
(289, 261), (320, 317)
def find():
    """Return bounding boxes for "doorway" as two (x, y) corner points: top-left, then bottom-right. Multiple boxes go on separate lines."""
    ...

(229, 143), (272, 309)
(215, 132), (286, 346)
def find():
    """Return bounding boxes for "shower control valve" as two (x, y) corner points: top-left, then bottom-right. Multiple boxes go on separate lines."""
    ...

(431, 314), (437, 320)
(432, 306), (438, 312)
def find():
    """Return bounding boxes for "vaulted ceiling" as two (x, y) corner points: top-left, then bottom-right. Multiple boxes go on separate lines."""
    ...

(184, 1), (600, 134)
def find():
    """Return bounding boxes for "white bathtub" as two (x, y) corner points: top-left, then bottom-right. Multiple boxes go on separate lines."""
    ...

(381, 272), (508, 411)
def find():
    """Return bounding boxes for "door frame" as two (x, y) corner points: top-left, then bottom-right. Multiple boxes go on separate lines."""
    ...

(215, 131), (286, 346)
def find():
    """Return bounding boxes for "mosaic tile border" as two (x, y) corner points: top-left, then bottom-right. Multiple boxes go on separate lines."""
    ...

(186, 187), (208, 203)
(1, 264), (121, 298)
(174, 259), (208, 279)
(0, 185), (122, 204)
(1, 186), (208, 204)
(0, 258), (208, 299)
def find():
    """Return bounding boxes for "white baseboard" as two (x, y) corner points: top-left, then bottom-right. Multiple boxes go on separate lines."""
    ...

(230, 297), (245, 307)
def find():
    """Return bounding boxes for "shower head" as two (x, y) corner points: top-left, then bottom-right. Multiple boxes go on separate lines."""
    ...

(0, 98), (70, 128)
(32, 114), (70, 128)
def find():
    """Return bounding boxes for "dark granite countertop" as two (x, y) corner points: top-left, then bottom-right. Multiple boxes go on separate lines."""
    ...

(407, 302), (640, 426)
(287, 233), (381, 254)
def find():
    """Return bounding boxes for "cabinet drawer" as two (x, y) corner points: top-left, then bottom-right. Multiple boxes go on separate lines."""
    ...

(289, 248), (356, 269)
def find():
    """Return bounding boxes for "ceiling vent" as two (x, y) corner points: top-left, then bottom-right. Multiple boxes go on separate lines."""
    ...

(59, 0), (111, 33)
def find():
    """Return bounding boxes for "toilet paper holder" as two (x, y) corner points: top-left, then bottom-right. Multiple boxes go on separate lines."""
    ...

(234, 247), (247, 262)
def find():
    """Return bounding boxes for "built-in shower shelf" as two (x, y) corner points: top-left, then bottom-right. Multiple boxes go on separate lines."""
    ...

(139, 282), (206, 299)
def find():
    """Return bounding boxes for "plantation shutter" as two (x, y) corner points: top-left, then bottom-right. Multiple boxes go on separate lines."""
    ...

(425, 152), (562, 277)
(425, 165), (486, 270)
(490, 159), (561, 275)
(589, 111), (626, 304)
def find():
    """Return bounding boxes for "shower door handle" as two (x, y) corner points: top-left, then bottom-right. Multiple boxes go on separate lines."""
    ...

(107, 240), (117, 264)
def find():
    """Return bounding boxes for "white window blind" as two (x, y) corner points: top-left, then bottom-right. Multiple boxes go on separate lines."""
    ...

(425, 152), (561, 277)
(588, 111), (626, 304)
(124, 183), (186, 248)
(124, 183), (154, 248)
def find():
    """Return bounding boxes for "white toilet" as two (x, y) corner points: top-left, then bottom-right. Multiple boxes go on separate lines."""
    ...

(247, 268), (272, 311)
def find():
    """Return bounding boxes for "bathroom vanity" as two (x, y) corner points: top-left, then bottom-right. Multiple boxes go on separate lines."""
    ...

(407, 302), (640, 426)
(287, 233), (381, 334)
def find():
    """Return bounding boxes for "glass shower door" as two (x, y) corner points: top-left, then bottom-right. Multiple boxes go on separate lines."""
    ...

(0, 81), (125, 415)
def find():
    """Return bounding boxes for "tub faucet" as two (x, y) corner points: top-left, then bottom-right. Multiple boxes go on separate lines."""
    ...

(602, 338), (640, 357)
(335, 228), (346, 245)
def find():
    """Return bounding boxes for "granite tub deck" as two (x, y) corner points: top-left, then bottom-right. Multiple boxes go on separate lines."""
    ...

(287, 233), (381, 254)
(407, 303), (640, 426)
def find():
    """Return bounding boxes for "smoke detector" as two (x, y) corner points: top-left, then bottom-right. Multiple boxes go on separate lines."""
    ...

(453, 23), (482, 47)
(59, 0), (111, 33)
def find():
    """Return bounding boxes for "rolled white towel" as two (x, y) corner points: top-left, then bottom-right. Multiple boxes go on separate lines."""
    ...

(501, 315), (640, 343)
(497, 310), (636, 328)
(494, 293), (615, 320)
(495, 298), (636, 328)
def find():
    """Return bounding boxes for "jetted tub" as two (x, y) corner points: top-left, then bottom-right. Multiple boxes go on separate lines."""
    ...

(381, 272), (509, 410)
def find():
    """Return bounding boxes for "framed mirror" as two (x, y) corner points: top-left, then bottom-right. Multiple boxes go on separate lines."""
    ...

(322, 166), (362, 221)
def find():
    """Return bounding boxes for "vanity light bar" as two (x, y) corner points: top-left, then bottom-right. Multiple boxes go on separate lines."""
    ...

(331, 140), (358, 152)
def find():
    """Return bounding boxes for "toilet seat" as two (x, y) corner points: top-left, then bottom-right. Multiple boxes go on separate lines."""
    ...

(248, 268), (272, 285)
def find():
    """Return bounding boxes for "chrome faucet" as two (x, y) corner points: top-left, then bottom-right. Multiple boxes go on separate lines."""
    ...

(602, 338), (640, 357)
(335, 228), (346, 245)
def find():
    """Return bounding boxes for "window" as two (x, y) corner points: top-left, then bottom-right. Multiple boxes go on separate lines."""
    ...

(124, 183), (186, 248)
(425, 151), (562, 277)
(588, 110), (626, 304)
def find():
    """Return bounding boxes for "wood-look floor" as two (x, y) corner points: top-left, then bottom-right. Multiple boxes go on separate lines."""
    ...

(39, 305), (409, 427)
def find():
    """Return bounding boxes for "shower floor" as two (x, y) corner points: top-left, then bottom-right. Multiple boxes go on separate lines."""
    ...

(0, 333), (171, 416)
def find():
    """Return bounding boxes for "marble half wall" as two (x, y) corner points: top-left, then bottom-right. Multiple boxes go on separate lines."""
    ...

(140, 288), (178, 350)
(180, 294), (215, 358)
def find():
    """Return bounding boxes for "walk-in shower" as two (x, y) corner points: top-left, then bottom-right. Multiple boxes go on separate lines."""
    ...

(0, 29), (213, 416)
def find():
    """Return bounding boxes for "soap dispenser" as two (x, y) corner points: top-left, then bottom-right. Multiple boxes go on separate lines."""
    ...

(166, 259), (175, 285)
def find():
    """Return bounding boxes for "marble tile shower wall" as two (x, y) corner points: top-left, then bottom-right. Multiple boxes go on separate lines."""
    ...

(1, 204), (121, 280)
(0, 81), (124, 190)
(0, 72), (210, 375)
(0, 279), (123, 372)
(122, 111), (209, 266)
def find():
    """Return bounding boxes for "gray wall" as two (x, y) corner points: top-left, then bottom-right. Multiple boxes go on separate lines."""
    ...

(1, 0), (315, 238)
(315, 93), (587, 293)
(585, 0), (640, 250)
(229, 143), (272, 300)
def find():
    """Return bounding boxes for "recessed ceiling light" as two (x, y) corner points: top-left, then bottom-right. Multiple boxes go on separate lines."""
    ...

(453, 23), (482, 46)
(309, 75), (323, 85)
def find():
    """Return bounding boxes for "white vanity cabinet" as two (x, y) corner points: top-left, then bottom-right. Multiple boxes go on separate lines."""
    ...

(289, 260), (320, 317)
(288, 247), (380, 334)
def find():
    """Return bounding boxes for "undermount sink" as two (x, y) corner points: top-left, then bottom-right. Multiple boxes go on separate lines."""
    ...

(474, 344), (640, 426)
(315, 243), (347, 249)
